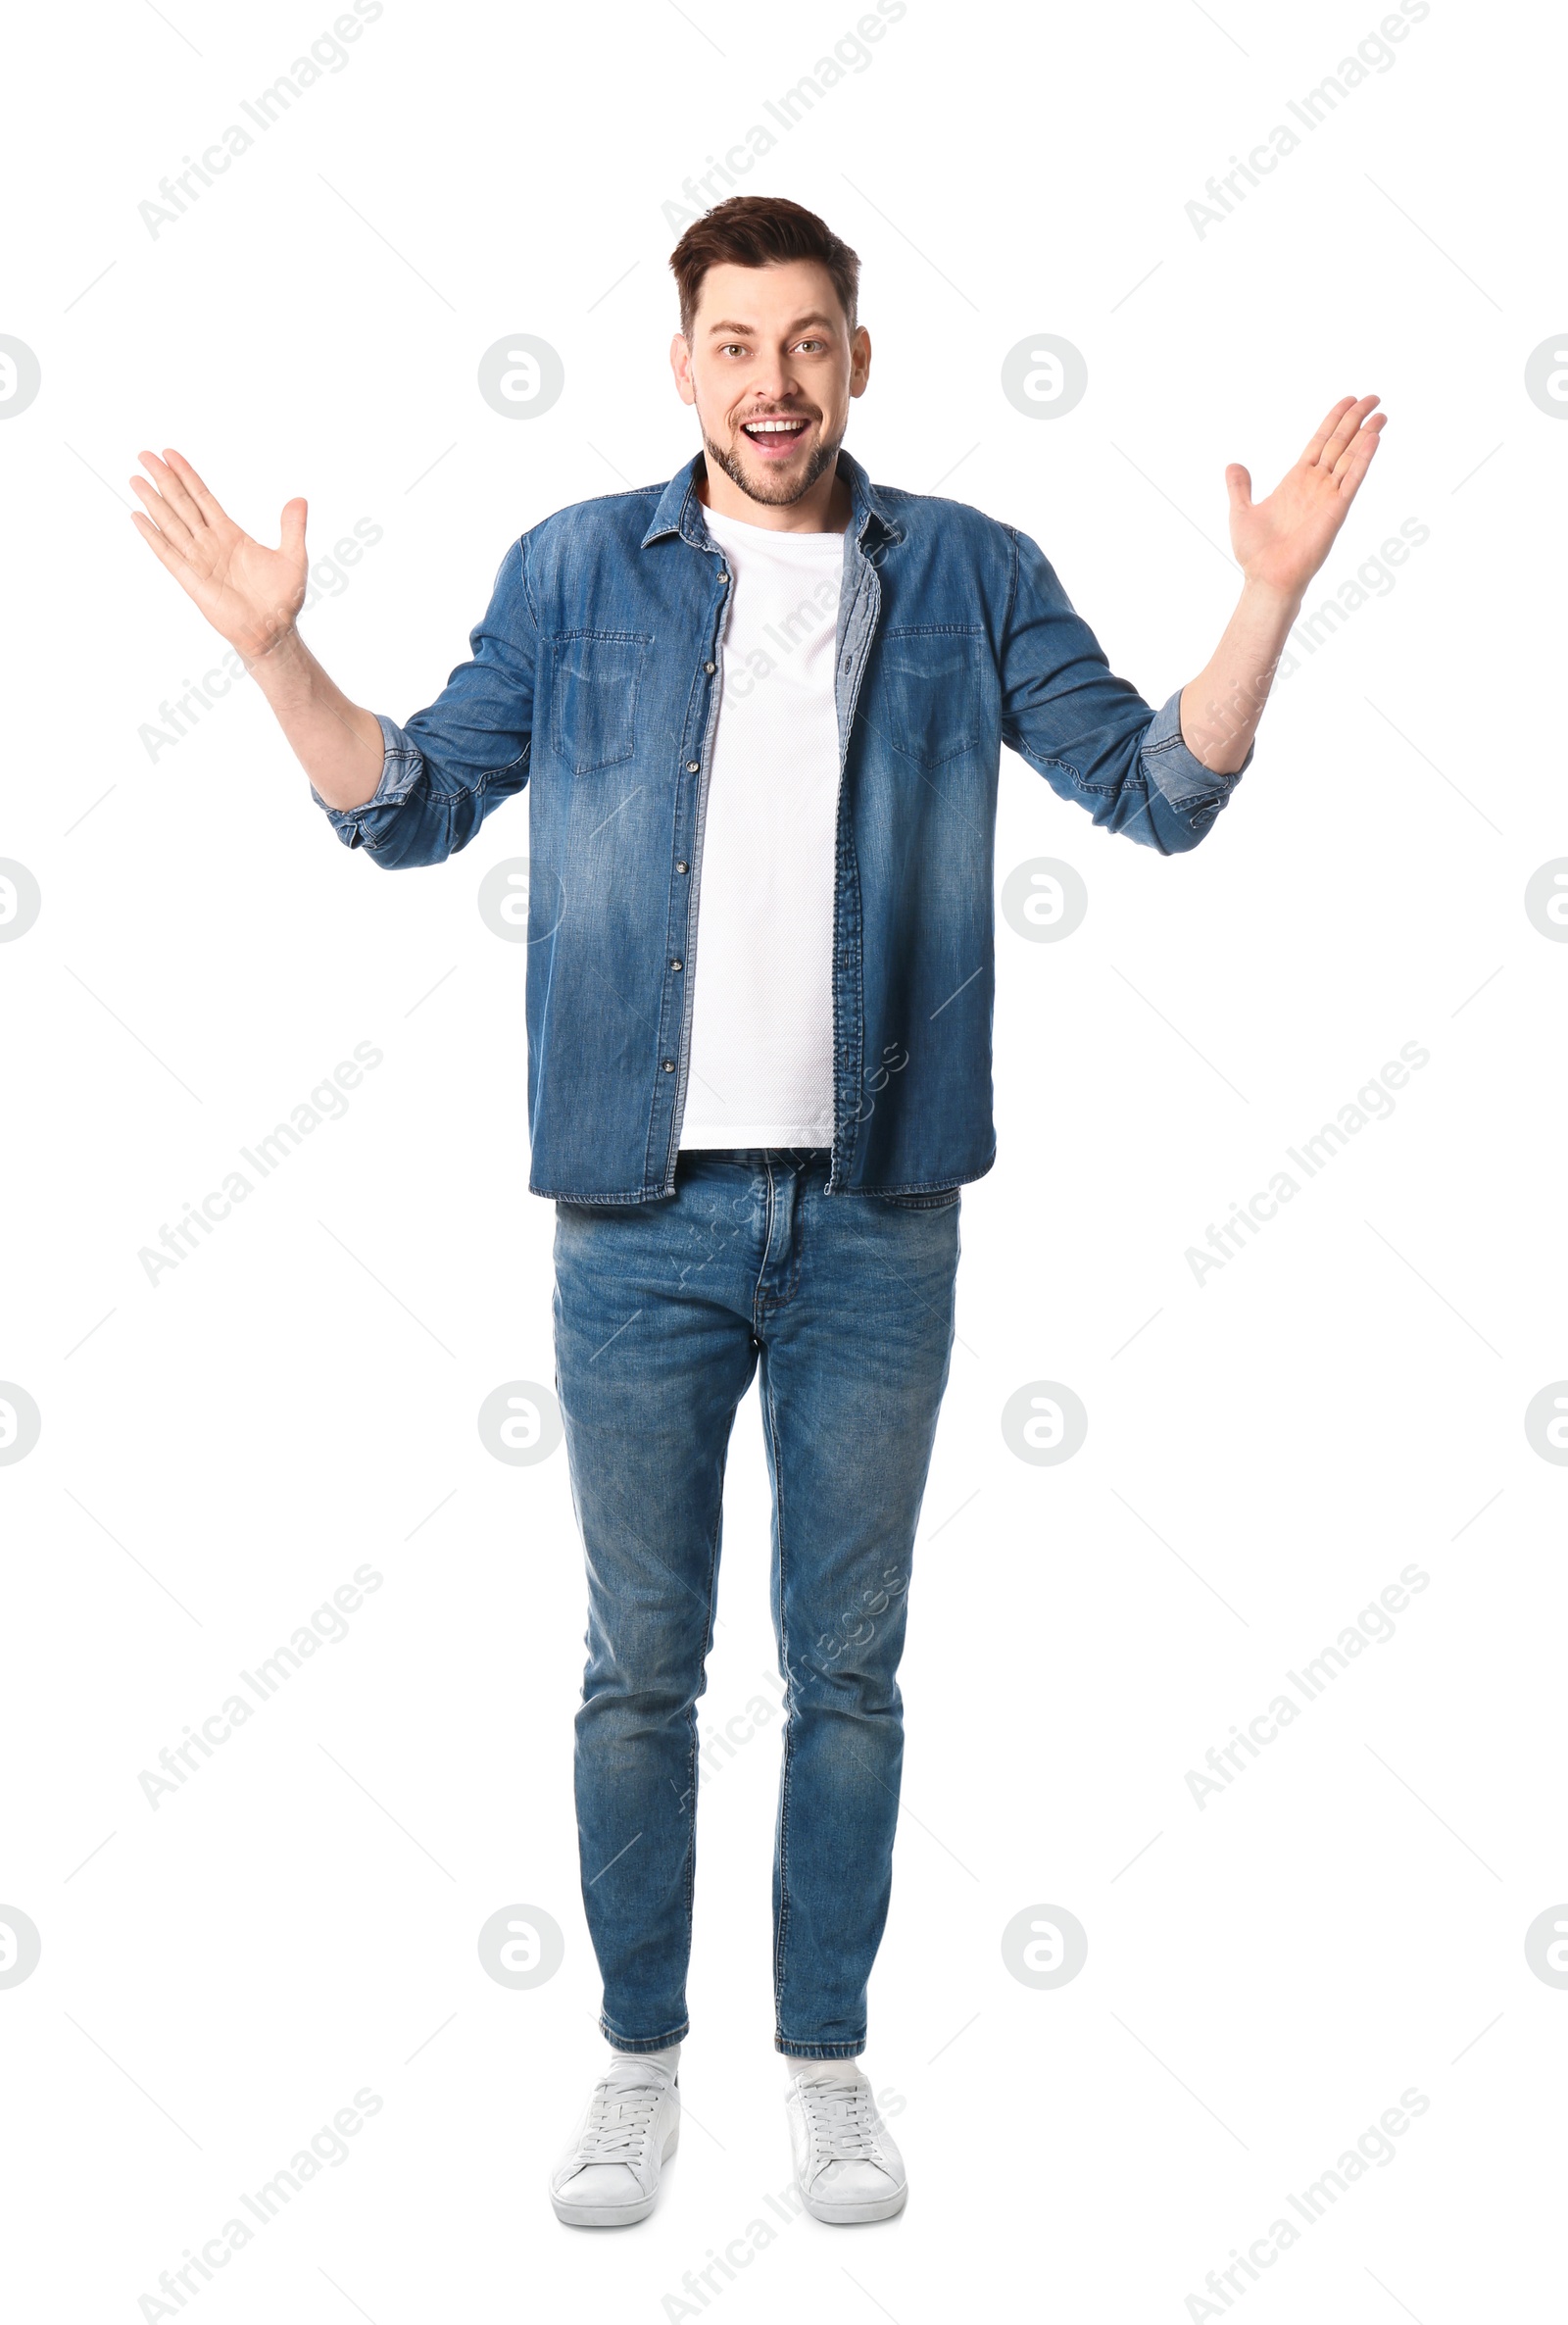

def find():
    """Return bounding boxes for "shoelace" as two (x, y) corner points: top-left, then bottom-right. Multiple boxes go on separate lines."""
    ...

(574, 2075), (664, 2163)
(799, 2079), (882, 2163)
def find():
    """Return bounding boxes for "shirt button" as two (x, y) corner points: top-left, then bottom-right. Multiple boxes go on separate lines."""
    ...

(662, 1060), (675, 1072)
(686, 760), (700, 773)
(676, 861), (689, 874)
(716, 570), (729, 586)
(670, 959), (683, 971)
(704, 661), (716, 674)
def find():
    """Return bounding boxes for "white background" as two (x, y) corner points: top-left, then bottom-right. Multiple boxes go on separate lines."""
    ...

(3, 1), (1563, 2318)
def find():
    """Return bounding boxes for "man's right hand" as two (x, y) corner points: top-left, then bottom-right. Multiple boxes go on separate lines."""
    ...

(130, 445), (386, 813)
(130, 448), (308, 665)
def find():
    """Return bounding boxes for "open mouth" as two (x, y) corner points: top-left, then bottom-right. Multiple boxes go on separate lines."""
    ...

(740, 416), (812, 461)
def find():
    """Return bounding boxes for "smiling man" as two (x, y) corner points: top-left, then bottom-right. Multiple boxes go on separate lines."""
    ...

(131, 195), (1384, 2231)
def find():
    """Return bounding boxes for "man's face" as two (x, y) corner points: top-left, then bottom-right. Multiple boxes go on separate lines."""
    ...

(671, 259), (871, 508)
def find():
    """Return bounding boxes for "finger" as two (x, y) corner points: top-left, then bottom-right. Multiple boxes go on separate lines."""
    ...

(1300, 396), (1357, 466)
(1225, 463), (1252, 516)
(1330, 411), (1387, 483)
(279, 496), (308, 563)
(129, 508), (196, 580)
(1335, 421), (1386, 500)
(163, 447), (230, 530)
(1314, 394), (1380, 471)
(129, 470), (196, 551)
(137, 447), (208, 536)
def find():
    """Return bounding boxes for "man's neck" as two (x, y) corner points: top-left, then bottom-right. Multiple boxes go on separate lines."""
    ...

(695, 453), (853, 536)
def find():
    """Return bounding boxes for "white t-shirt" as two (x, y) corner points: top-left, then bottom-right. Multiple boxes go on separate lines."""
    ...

(679, 502), (845, 1149)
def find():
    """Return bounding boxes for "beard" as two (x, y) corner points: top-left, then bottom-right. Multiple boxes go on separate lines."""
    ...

(702, 417), (845, 508)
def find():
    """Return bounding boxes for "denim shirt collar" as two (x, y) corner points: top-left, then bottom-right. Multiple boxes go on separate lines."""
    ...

(639, 447), (902, 555)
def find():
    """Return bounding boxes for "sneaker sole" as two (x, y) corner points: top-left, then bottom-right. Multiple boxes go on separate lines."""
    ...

(550, 2122), (679, 2228)
(800, 2180), (907, 2226)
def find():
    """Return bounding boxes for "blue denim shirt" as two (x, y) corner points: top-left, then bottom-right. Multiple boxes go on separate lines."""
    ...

(314, 449), (1249, 1201)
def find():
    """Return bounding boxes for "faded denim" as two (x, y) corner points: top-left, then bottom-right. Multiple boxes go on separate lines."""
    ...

(552, 1149), (959, 2056)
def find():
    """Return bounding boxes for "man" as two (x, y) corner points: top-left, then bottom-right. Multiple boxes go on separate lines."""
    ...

(131, 195), (1384, 2229)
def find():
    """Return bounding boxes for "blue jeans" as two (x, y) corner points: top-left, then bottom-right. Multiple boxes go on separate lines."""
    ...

(553, 1149), (960, 2058)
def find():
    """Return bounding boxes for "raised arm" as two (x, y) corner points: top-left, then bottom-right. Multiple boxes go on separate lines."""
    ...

(129, 448), (384, 811)
(1178, 394), (1387, 772)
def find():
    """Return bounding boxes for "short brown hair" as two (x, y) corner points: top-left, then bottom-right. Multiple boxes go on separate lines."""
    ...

(668, 196), (860, 343)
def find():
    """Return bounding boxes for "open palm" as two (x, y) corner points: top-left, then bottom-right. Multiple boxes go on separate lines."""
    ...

(1227, 395), (1387, 599)
(129, 448), (309, 663)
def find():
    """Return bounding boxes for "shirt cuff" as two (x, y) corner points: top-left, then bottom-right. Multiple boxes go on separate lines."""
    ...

(1140, 687), (1252, 811)
(310, 713), (425, 850)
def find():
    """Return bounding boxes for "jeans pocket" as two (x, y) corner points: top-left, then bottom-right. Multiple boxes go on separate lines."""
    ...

(546, 630), (650, 774)
(880, 1186), (960, 1211)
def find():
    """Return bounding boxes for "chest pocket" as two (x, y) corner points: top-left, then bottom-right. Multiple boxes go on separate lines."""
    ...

(547, 631), (650, 774)
(871, 626), (989, 769)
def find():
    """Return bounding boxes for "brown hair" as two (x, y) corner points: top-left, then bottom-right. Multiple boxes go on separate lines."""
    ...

(668, 196), (860, 343)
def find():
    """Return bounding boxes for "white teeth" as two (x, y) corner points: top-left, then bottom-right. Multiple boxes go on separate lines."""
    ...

(745, 420), (806, 434)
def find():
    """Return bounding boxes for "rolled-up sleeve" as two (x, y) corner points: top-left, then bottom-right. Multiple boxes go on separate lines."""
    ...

(313, 536), (537, 869)
(1000, 525), (1250, 856)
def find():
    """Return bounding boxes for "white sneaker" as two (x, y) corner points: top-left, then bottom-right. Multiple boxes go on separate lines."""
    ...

(785, 2062), (907, 2224)
(550, 2056), (681, 2227)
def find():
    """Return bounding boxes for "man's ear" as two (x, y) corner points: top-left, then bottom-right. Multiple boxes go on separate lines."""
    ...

(670, 333), (697, 407)
(850, 325), (872, 399)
